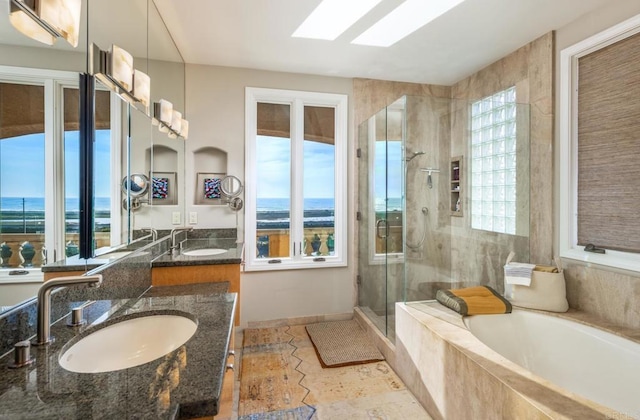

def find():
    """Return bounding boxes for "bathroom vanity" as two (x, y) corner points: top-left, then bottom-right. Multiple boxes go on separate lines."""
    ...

(0, 283), (236, 419)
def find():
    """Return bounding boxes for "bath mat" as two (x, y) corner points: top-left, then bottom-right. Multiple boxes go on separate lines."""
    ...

(305, 319), (384, 368)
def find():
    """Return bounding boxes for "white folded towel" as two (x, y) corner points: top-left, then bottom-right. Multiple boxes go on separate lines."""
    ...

(504, 262), (536, 286)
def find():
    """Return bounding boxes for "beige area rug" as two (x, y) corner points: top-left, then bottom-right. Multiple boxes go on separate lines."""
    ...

(305, 319), (385, 368)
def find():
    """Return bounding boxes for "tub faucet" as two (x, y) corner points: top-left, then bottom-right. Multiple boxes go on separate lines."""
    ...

(33, 275), (103, 346)
(170, 227), (193, 253)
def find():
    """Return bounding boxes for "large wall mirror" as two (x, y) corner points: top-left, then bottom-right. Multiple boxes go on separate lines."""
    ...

(0, 0), (185, 313)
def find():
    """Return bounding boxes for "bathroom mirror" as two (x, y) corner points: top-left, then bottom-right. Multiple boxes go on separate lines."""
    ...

(121, 174), (150, 197)
(0, 0), (185, 314)
(221, 175), (243, 198)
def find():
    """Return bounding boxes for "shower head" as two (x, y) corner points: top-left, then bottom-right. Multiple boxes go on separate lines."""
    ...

(405, 151), (426, 162)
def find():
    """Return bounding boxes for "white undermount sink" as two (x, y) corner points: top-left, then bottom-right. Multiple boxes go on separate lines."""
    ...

(59, 315), (197, 373)
(182, 248), (227, 256)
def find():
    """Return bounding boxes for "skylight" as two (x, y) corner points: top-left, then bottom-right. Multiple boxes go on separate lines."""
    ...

(352, 0), (466, 47)
(292, 0), (383, 41)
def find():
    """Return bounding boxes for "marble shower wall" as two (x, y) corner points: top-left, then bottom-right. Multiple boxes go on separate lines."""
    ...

(451, 32), (554, 266)
(403, 95), (453, 301)
(354, 29), (553, 299)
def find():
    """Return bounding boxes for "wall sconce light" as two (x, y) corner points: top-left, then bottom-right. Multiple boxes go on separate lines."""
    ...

(153, 100), (188, 139)
(90, 43), (151, 113)
(133, 69), (150, 108)
(154, 99), (173, 132)
(180, 119), (189, 140)
(171, 110), (182, 133)
(9, 0), (82, 48)
(110, 45), (133, 91)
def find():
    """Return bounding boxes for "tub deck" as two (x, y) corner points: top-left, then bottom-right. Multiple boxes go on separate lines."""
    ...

(395, 301), (638, 420)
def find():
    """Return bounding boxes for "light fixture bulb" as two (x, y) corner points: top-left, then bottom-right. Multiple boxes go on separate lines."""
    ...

(171, 110), (182, 133)
(133, 69), (151, 107)
(9, 0), (81, 47)
(110, 44), (134, 91)
(9, 1), (55, 45)
(180, 119), (189, 139)
(39, 0), (82, 48)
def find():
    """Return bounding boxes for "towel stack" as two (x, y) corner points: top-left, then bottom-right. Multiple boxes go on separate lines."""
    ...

(504, 262), (536, 286)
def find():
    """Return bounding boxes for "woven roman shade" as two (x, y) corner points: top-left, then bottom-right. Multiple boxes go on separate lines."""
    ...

(0, 83), (110, 140)
(257, 102), (335, 144)
(577, 31), (640, 253)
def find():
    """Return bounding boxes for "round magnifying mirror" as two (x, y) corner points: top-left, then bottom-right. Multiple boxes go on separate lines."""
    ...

(220, 175), (243, 198)
(121, 174), (149, 197)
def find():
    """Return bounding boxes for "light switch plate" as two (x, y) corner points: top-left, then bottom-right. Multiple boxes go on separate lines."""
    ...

(189, 212), (197, 224)
(172, 212), (181, 225)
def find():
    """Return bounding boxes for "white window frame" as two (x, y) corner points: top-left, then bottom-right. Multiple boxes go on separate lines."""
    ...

(244, 87), (348, 271)
(0, 66), (122, 280)
(559, 13), (640, 273)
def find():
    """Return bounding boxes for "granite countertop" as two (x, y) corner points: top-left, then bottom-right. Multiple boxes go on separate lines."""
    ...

(42, 240), (243, 272)
(0, 283), (236, 419)
(152, 241), (243, 267)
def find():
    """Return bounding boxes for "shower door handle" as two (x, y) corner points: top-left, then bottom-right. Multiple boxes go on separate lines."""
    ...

(376, 219), (388, 239)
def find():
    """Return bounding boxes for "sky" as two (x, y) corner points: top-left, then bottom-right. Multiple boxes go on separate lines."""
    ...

(375, 140), (403, 200)
(0, 130), (112, 199)
(255, 135), (403, 203)
(256, 135), (336, 199)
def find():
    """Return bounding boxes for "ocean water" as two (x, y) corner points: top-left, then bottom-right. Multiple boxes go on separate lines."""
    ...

(0, 197), (111, 212)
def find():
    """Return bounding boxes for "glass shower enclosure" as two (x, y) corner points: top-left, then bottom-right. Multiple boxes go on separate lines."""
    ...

(357, 94), (530, 342)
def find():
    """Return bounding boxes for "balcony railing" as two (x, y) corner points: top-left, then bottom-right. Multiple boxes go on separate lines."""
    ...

(0, 233), (111, 269)
(256, 227), (335, 258)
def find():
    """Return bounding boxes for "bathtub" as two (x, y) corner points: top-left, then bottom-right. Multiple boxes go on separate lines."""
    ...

(464, 309), (640, 417)
(395, 302), (639, 419)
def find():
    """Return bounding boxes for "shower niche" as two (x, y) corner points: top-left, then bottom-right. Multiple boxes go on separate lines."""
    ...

(450, 156), (462, 216)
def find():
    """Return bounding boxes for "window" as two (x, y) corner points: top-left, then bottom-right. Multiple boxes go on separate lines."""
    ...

(0, 66), (115, 280)
(560, 16), (640, 272)
(470, 86), (517, 234)
(245, 88), (348, 271)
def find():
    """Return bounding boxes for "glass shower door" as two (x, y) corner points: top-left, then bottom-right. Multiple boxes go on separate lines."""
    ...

(357, 98), (405, 341)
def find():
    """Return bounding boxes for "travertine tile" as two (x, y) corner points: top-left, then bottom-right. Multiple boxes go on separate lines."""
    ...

(239, 324), (430, 419)
(314, 390), (431, 420)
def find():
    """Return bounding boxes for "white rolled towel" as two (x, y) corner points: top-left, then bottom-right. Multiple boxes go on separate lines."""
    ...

(504, 262), (536, 286)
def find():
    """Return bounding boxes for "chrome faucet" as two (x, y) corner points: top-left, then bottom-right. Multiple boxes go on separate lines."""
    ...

(33, 275), (103, 345)
(139, 227), (158, 241)
(170, 227), (193, 253)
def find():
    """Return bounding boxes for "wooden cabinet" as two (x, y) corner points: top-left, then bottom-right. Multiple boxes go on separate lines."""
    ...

(215, 327), (235, 419)
(151, 264), (240, 326)
(43, 270), (86, 281)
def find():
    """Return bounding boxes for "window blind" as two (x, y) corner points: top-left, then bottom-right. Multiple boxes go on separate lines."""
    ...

(577, 31), (640, 253)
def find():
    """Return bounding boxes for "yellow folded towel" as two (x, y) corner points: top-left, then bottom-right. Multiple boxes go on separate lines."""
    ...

(534, 265), (559, 273)
(436, 285), (512, 315)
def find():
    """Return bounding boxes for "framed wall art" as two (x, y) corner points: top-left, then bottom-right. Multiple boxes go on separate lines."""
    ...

(150, 171), (177, 205)
(196, 172), (226, 205)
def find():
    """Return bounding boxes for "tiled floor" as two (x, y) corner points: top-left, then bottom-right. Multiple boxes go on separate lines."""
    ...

(236, 324), (431, 419)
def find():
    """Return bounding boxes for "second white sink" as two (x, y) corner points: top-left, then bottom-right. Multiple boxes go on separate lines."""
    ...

(182, 248), (227, 256)
(59, 314), (197, 373)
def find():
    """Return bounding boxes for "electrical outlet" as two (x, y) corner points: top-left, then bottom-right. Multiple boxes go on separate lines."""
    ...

(172, 212), (181, 225)
(189, 212), (198, 224)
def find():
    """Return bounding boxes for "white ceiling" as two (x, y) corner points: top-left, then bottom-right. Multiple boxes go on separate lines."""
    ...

(153, 0), (612, 85)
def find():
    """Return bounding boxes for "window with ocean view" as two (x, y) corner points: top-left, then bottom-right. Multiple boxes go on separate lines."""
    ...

(0, 68), (113, 279)
(245, 88), (348, 271)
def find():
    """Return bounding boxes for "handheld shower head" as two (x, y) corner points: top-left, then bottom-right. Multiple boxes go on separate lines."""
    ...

(405, 151), (425, 162)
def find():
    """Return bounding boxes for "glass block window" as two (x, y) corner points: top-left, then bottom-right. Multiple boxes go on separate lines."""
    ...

(470, 87), (517, 234)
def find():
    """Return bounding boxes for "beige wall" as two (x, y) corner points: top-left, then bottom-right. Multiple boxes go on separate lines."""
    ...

(185, 64), (355, 326)
(554, 0), (640, 329)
